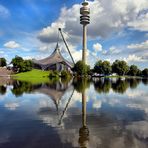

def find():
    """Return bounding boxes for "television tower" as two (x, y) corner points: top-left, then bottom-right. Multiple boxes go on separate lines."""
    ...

(80, 0), (90, 64)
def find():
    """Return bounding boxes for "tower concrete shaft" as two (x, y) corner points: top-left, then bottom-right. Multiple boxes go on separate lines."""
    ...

(80, 0), (90, 64)
(82, 91), (87, 126)
(82, 25), (87, 64)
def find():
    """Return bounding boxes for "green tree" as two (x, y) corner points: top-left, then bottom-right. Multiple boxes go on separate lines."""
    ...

(0, 58), (6, 67)
(94, 60), (104, 74)
(136, 69), (142, 76)
(11, 56), (32, 73)
(11, 56), (23, 68)
(73, 60), (90, 76)
(142, 68), (148, 77)
(94, 60), (112, 75)
(112, 60), (129, 76)
(19, 60), (33, 72)
(128, 65), (139, 76)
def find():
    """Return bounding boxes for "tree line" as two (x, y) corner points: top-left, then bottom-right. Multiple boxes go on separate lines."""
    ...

(0, 56), (32, 73)
(73, 60), (148, 77)
(0, 56), (148, 77)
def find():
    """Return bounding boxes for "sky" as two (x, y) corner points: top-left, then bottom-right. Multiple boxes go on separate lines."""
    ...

(0, 0), (148, 69)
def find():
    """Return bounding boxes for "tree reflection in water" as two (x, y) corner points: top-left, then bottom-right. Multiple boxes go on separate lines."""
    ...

(127, 78), (141, 89)
(94, 78), (111, 93)
(11, 81), (33, 97)
(0, 77), (148, 147)
(11, 78), (70, 97)
(9, 77), (147, 97)
(111, 79), (130, 94)
(93, 78), (144, 94)
(0, 85), (7, 95)
(142, 78), (148, 85)
(73, 77), (91, 93)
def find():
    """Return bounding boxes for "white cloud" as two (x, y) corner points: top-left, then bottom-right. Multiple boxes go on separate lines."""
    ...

(128, 12), (148, 31)
(127, 40), (148, 50)
(109, 46), (121, 54)
(126, 121), (148, 139)
(38, 0), (148, 45)
(0, 51), (4, 54)
(93, 100), (102, 109)
(102, 46), (121, 55)
(36, 0), (148, 68)
(124, 54), (147, 62)
(0, 5), (10, 18)
(126, 40), (148, 63)
(71, 49), (82, 62)
(4, 102), (19, 110)
(39, 45), (49, 52)
(23, 54), (48, 61)
(93, 43), (102, 52)
(4, 41), (20, 49)
(38, 0), (148, 47)
(38, 22), (65, 43)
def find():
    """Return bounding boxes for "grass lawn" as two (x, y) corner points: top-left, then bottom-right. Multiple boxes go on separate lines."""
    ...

(12, 69), (51, 84)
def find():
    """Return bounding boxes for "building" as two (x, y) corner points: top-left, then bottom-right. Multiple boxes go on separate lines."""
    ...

(33, 43), (73, 71)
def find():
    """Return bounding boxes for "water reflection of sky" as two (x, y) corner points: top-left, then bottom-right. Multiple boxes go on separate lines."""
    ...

(0, 79), (148, 148)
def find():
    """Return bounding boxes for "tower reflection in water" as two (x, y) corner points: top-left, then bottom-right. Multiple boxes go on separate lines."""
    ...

(79, 90), (89, 148)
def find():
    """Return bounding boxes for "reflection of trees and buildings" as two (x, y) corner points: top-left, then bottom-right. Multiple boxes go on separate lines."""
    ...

(1, 78), (148, 147)
(73, 78), (148, 148)
(11, 79), (73, 114)
(0, 77), (147, 96)
(142, 78), (148, 85)
(0, 85), (7, 95)
(93, 78), (142, 94)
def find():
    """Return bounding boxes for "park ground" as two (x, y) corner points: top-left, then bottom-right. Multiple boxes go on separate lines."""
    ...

(12, 69), (51, 84)
(0, 67), (146, 85)
(0, 68), (51, 84)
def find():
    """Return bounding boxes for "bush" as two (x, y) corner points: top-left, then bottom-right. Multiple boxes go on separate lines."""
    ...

(0, 58), (6, 67)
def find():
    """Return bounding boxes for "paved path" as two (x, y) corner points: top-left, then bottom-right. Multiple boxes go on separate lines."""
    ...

(0, 67), (12, 76)
(0, 67), (13, 85)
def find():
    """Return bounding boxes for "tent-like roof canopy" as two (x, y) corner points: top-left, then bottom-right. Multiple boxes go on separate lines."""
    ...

(33, 44), (73, 68)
